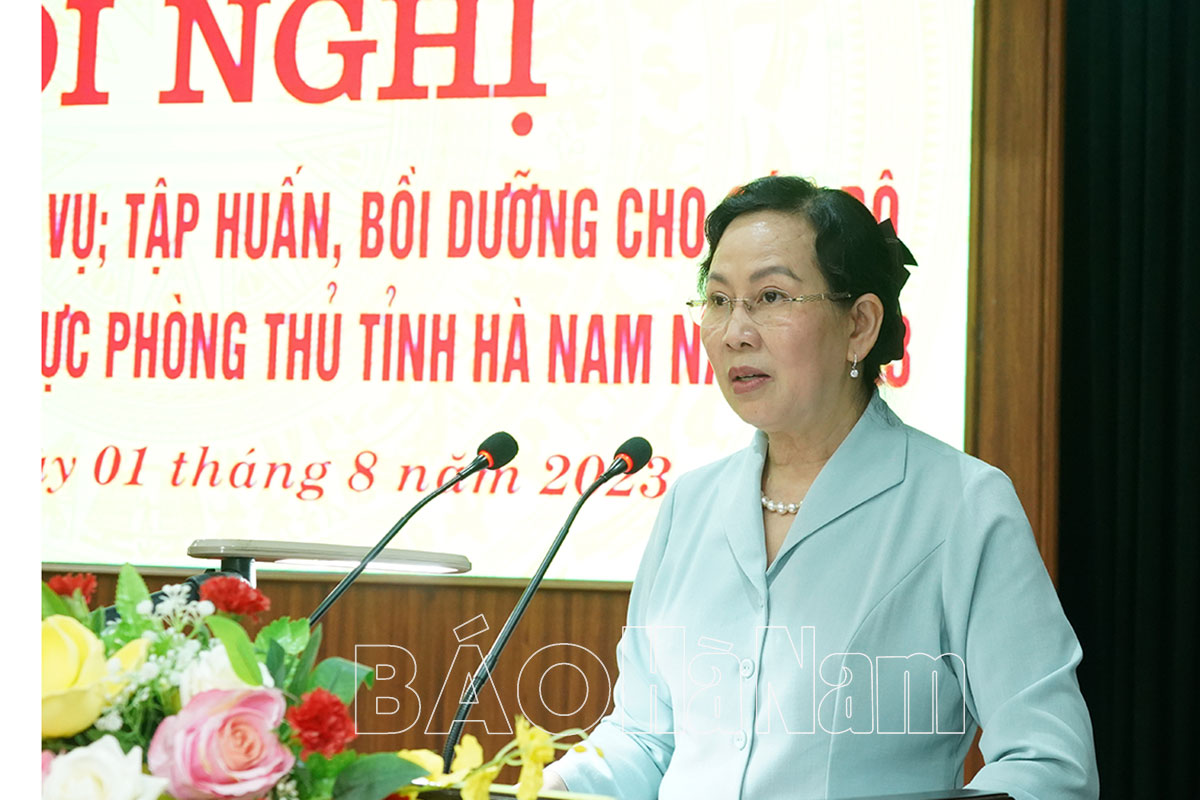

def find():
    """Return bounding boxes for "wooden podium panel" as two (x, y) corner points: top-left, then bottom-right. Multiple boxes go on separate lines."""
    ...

(836, 791), (1013, 800)
(418, 789), (1012, 800)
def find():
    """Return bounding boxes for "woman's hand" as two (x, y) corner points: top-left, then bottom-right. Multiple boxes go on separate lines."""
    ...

(541, 769), (568, 792)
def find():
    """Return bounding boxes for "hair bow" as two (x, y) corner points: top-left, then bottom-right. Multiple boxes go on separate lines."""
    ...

(877, 218), (917, 289)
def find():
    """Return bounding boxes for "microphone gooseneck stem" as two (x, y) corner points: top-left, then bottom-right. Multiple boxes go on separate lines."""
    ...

(309, 454), (486, 625)
(440, 463), (621, 771)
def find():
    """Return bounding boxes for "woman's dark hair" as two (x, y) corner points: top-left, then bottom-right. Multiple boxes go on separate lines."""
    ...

(697, 175), (911, 389)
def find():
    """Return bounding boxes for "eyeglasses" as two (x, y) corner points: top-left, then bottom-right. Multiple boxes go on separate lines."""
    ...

(685, 289), (852, 328)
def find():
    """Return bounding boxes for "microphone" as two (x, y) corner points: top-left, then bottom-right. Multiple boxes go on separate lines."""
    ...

(475, 430), (519, 470)
(441, 436), (652, 770)
(603, 435), (653, 478)
(308, 432), (518, 625)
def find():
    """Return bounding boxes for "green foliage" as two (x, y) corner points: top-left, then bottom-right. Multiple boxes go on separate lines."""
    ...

(308, 657), (375, 705)
(331, 753), (430, 800)
(289, 624), (324, 697)
(103, 564), (158, 650)
(64, 589), (92, 622)
(114, 563), (150, 618)
(86, 606), (105, 635)
(257, 617), (309, 689)
(41, 583), (70, 619)
(108, 685), (171, 753)
(41, 583), (96, 627)
(266, 639), (290, 688)
(295, 751), (357, 800)
(206, 615), (262, 686)
(256, 616), (311, 657)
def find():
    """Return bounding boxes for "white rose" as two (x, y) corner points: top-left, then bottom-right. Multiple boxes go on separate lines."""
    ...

(42, 736), (167, 800)
(178, 642), (273, 706)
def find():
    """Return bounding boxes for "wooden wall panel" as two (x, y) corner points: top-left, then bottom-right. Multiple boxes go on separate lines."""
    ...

(968, 0), (1065, 579)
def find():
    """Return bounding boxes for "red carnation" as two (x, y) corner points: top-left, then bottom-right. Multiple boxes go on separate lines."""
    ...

(48, 572), (98, 605)
(199, 575), (271, 619)
(286, 688), (357, 759)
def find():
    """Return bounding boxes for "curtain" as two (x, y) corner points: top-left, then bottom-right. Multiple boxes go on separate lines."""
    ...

(1059, 0), (1199, 795)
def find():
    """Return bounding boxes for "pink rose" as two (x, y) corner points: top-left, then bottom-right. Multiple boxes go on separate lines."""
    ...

(148, 688), (295, 800)
(42, 750), (54, 780)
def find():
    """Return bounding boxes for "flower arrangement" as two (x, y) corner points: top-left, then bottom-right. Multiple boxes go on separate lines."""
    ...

(41, 566), (596, 800)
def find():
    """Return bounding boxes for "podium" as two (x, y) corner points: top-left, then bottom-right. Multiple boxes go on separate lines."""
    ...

(836, 791), (1013, 800)
(419, 788), (611, 799)
(418, 788), (1013, 799)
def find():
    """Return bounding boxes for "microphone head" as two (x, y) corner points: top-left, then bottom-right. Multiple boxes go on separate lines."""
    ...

(613, 436), (653, 474)
(478, 431), (518, 469)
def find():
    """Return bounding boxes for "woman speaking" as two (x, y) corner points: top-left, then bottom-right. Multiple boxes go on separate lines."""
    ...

(545, 176), (1098, 799)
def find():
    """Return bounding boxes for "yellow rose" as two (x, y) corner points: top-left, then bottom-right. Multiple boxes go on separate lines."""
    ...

(42, 615), (106, 738)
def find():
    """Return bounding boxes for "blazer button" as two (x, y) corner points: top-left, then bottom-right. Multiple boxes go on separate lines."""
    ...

(733, 730), (747, 749)
(740, 658), (755, 677)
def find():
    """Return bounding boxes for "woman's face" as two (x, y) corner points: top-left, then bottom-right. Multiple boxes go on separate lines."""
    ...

(700, 210), (854, 436)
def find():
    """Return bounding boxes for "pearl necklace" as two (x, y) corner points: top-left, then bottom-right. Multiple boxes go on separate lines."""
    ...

(761, 494), (802, 514)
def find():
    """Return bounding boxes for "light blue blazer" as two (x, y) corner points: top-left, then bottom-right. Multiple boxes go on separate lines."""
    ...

(551, 394), (1098, 799)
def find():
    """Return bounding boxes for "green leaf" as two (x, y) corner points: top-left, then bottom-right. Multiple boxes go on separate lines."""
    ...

(288, 624), (324, 697)
(65, 590), (93, 622)
(255, 616), (311, 656)
(206, 615), (262, 686)
(101, 565), (157, 650)
(87, 607), (105, 636)
(309, 750), (357, 780)
(266, 639), (289, 688)
(41, 583), (71, 619)
(307, 657), (375, 705)
(114, 564), (150, 621)
(298, 751), (358, 800)
(331, 753), (430, 800)
(102, 615), (155, 652)
(100, 566), (159, 650)
(292, 759), (324, 800)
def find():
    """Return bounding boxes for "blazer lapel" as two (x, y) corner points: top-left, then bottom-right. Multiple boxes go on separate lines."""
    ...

(769, 393), (909, 574)
(717, 434), (770, 603)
